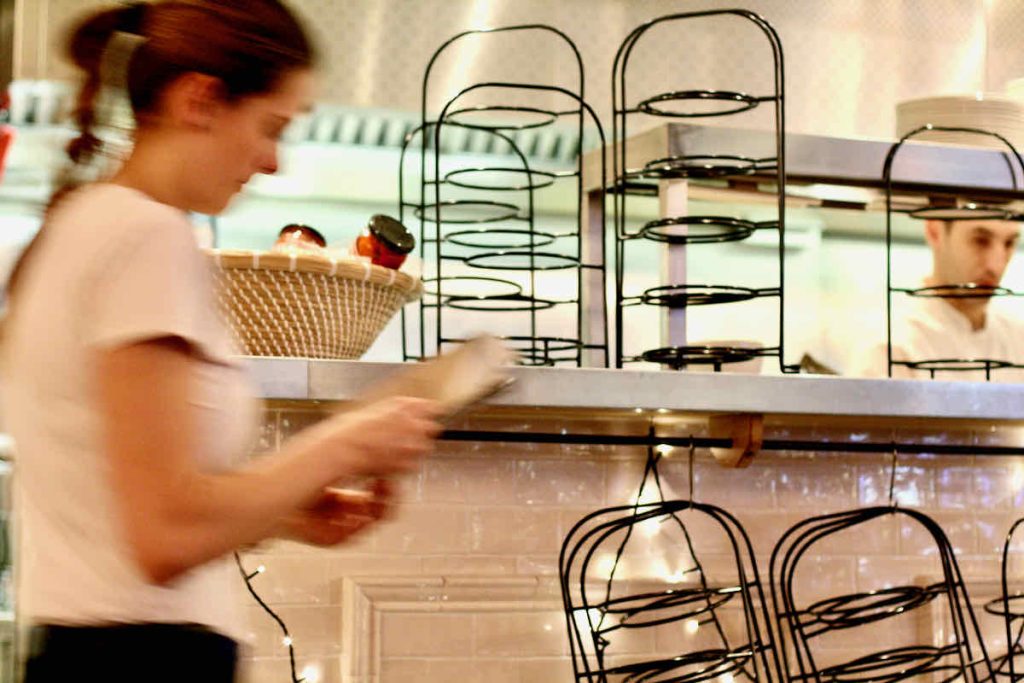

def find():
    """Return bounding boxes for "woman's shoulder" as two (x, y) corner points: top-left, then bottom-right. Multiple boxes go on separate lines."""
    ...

(49, 183), (196, 256)
(55, 183), (190, 230)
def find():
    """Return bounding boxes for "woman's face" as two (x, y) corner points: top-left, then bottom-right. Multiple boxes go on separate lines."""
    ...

(193, 69), (314, 214)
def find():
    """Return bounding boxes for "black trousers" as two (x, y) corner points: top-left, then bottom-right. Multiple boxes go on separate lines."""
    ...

(24, 622), (238, 682)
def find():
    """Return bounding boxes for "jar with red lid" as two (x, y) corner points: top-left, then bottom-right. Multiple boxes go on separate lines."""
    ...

(354, 215), (415, 269)
(272, 224), (327, 255)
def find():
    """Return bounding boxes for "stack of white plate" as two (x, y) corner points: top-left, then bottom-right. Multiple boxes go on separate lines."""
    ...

(895, 94), (1024, 151)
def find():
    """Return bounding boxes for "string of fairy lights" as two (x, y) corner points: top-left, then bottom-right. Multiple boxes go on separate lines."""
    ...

(234, 552), (320, 683)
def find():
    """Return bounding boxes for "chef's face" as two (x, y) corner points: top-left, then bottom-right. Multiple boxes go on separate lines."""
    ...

(927, 219), (1020, 290)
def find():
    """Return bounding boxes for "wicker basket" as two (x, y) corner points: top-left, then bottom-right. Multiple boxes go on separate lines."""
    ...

(206, 249), (421, 359)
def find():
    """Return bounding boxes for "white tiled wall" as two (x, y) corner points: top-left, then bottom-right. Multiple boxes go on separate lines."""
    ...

(238, 407), (1024, 683)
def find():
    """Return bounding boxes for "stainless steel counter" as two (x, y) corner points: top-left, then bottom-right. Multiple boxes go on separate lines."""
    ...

(247, 358), (1024, 460)
(248, 357), (1023, 420)
(585, 124), (1024, 201)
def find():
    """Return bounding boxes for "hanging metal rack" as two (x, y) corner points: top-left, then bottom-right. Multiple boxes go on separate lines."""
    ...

(559, 435), (782, 683)
(985, 517), (1024, 681)
(769, 451), (994, 683)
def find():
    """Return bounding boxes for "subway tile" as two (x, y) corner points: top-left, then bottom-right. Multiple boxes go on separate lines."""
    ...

(517, 554), (560, 576)
(836, 513), (903, 556)
(325, 553), (424, 576)
(857, 463), (935, 508)
(733, 511), (803, 558)
(934, 466), (975, 510)
(273, 605), (342, 657)
(976, 514), (1020, 555)
(784, 556), (857, 603)
(468, 659), (522, 683)
(973, 424), (1024, 449)
(380, 658), (515, 683)
(515, 658), (576, 683)
(605, 459), (654, 507)
(474, 611), (567, 657)
(372, 505), (470, 554)
(855, 556), (948, 592)
(974, 464), (1017, 511)
(380, 613), (474, 657)
(956, 555), (1002, 582)
(243, 603), (339, 657)
(472, 507), (563, 555)
(422, 456), (517, 505)
(692, 458), (776, 509)
(900, 512), (976, 556)
(421, 554), (519, 576)
(775, 461), (856, 511)
(239, 656), (331, 683)
(325, 555), (425, 602)
(241, 554), (331, 605)
(515, 459), (605, 506)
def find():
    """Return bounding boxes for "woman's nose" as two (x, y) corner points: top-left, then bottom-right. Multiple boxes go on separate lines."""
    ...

(260, 147), (279, 175)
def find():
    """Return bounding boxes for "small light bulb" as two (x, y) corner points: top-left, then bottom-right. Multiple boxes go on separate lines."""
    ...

(666, 569), (689, 584)
(257, 565), (266, 574)
(685, 618), (700, 635)
(634, 408), (644, 414)
(655, 444), (673, 457)
(282, 636), (293, 647)
(595, 555), (617, 579)
(300, 664), (322, 683)
(639, 518), (661, 538)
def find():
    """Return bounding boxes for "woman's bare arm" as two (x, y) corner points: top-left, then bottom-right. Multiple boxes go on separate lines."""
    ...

(96, 337), (440, 585)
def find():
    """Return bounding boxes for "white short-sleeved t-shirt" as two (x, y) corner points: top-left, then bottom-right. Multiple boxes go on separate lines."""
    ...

(853, 295), (1024, 382)
(3, 183), (259, 642)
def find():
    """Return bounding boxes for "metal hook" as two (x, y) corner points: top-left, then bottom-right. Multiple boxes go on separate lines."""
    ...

(888, 446), (899, 508)
(646, 420), (658, 462)
(688, 436), (696, 504)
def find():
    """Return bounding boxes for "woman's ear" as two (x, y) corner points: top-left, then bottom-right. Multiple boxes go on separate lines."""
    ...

(161, 72), (225, 131)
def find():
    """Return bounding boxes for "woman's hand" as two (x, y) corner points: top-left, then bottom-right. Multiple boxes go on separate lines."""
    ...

(297, 396), (444, 479)
(282, 479), (395, 547)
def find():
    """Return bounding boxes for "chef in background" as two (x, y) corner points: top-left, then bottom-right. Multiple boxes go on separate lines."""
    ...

(853, 217), (1024, 381)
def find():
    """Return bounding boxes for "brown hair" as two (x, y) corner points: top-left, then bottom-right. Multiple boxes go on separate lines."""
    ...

(6, 0), (315, 298)
(69, 0), (315, 163)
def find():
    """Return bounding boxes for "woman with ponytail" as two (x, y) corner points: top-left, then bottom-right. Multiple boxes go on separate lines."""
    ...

(4, 3), (441, 680)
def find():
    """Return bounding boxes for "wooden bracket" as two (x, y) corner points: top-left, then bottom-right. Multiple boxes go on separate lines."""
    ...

(708, 413), (764, 468)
